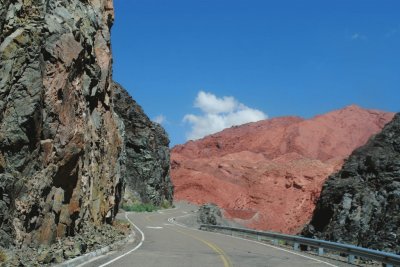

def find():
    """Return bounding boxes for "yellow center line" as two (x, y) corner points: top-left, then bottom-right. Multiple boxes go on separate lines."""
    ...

(171, 227), (233, 267)
(145, 212), (232, 267)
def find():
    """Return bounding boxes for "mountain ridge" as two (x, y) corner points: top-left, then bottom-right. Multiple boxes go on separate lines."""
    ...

(171, 105), (394, 233)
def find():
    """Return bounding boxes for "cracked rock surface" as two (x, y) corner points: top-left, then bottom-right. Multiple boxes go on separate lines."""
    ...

(0, 0), (172, 256)
(112, 82), (173, 206)
(0, 0), (124, 249)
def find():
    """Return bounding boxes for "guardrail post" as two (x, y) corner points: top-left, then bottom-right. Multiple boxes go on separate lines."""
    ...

(200, 224), (400, 267)
(348, 255), (355, 264)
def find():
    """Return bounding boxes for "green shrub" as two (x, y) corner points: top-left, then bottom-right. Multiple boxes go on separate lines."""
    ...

(278, 240), (287, 246)
(161, 199), (172, 209)
(122, 203), (159, 212)
(0, 249), (7, 262)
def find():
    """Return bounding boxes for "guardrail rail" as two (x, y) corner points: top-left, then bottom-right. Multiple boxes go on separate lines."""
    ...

(200, 224), (400, 267)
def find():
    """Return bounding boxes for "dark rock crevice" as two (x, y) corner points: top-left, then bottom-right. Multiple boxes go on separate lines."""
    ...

(53, 152), (81, 204)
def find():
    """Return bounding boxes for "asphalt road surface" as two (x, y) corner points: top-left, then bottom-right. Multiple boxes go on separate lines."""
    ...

(80, 204), (347, 267)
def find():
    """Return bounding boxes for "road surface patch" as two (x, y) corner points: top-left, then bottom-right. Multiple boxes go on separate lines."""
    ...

(170, 213), (339, 267)
(97, 213), (145, 267)
(170, 226), (233, 267)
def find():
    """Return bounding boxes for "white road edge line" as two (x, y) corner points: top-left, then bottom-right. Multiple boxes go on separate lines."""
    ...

(168, 214), (339, 267)
(98, 212), (145, 267)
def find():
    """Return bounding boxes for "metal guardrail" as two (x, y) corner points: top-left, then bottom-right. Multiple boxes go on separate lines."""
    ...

(200, 224), (400, 267)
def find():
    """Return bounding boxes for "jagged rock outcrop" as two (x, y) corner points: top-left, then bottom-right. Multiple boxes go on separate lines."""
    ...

(197, 204), (225, 226)
(171, 106), (394, 234)
(112, 82), (173, 205)
(0, 0), (172, 254)
(303, 113), (400, 254)
(0, 0), (124, 248)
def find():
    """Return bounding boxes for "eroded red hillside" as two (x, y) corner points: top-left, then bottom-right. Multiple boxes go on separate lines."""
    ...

(171, 105), (394, 234)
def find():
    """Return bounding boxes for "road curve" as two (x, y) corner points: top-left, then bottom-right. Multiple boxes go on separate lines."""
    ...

(80, 205), (343, 267)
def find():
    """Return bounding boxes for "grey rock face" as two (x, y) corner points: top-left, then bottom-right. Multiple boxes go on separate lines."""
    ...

(112, 82), (173, 205)
(0, 0), (125, 248)
(303, 113), (400, 253)
(1, 0), (172, 251)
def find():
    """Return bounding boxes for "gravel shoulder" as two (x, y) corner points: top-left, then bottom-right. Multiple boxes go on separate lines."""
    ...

(0, 212), (131, 267)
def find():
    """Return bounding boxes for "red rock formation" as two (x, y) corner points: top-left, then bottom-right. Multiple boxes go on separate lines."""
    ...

(171, 105), (394, 234)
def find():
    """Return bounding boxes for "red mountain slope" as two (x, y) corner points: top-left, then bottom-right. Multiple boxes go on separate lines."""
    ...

(171, 105), (394, 233)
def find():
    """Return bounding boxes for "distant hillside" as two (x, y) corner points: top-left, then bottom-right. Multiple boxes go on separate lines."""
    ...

(171, 105), (394, 233)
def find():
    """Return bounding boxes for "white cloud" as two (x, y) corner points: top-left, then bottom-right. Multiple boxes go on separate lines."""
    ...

(183, 91), (267, 140)
(194, 91), (238, 114)
(153, 114), (166, 124)
(351, 33), (367, 40)
(385, 26), (400, 38)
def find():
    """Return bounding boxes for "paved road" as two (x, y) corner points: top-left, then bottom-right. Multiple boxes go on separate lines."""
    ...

(81, 205), (344, 267)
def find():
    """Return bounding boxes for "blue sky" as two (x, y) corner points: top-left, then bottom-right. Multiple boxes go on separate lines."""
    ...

(111, 0), (400, 146)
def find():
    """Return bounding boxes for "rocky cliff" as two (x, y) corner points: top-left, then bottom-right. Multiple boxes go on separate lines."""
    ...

(303, 113), (400, 253)
(171, 106), (394, 233)
(0, 0), (124, 248)
(0, 0), (171, 252)
(112, 82), (173, 205)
